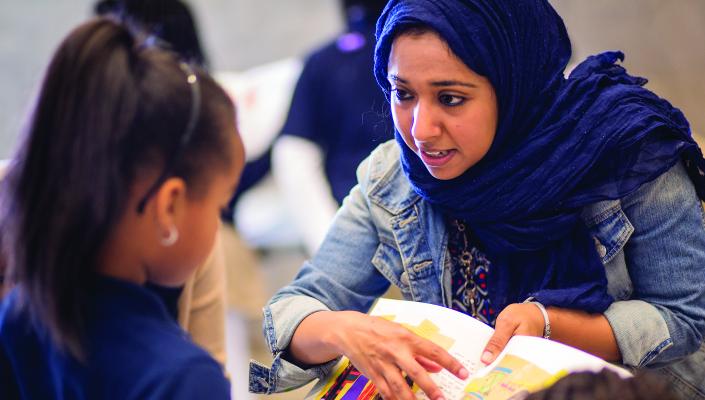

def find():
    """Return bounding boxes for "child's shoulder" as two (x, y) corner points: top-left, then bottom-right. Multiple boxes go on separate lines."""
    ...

(100, 333), (227, 397)
(87, 292), (229, 398)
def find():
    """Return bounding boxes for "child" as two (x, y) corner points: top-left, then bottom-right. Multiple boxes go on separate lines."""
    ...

(0, 18), (243, 399)
(94, 0), (227, 367)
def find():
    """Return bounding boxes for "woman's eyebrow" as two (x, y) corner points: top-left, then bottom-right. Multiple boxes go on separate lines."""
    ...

(430, 80), (477, 88)
(388, 74), (407, 83)
(388, 74), (477, 89)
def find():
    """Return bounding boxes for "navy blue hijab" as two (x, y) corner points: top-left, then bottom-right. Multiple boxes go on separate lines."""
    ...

(374, 0), (705, 313)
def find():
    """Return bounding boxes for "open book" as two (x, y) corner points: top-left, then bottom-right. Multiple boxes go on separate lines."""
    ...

(306, 298), (629, 400)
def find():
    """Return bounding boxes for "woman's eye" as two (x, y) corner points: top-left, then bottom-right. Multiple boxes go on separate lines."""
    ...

(392, 88), (412, 102)
(439, 94), (465, 106)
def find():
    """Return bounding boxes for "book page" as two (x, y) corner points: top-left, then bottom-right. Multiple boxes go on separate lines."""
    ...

(462, 336), (631, 399)
(305, 299), (628, 400)
(306, 298), (495, 399)
(499, 336), (630, 377)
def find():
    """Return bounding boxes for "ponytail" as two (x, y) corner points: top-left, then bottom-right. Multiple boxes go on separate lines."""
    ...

(95, 0), (208, 67)
(0, 18), (234, 359)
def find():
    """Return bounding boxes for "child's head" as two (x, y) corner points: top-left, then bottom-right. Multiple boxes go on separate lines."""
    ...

(0, 18), (243, 356)
(525, 369), (678, 400)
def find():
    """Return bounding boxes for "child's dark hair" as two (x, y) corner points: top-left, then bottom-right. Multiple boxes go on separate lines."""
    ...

(525, 369), (679, 400)
(94, 0), (208, 67)
(0, 18), (236, 358)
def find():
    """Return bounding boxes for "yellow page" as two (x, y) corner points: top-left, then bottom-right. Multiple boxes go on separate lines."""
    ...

(463, 336), (631, 399)
(307, 299), (495, 400)
(306, 299), (629, 400)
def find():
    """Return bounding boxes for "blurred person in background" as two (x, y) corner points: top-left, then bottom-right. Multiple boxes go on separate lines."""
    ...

(271, 0), (392, 254)
(229, 0), (393, 255)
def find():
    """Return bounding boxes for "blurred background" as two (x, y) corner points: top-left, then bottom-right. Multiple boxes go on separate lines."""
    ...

(1, 1), (703, 399)
(1, 0), (704, 157)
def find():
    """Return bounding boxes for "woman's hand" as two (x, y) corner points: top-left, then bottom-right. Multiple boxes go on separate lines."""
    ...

(480, 304), (621, 364)
(480, 303), (545, 364)
(290, 310), (469, 400)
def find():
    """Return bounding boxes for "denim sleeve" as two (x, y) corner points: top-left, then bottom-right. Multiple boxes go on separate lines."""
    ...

(249, 155), (393, 393)
(606, 161), (705, 367)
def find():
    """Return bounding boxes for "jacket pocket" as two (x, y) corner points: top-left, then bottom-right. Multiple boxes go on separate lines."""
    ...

(371, 242), (411, 298)
(584, 203), (634, 265)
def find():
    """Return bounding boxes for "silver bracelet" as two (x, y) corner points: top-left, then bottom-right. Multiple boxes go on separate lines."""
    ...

(524, 299), (551, 339)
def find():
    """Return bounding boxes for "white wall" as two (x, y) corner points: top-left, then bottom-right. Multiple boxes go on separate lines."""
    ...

(0, 0), (341, 158)
(553, 0), (705, 137)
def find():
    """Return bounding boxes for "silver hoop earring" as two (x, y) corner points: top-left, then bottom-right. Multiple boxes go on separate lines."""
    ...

(160, 226), (179, 247)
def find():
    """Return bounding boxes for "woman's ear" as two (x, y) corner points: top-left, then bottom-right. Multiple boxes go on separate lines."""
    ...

(152, 177), (188, 239)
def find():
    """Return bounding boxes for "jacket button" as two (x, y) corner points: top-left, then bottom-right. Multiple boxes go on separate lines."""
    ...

(400, 271), (410, 286)
(593, 236), (607, 258)
(597, 244), (607, 258)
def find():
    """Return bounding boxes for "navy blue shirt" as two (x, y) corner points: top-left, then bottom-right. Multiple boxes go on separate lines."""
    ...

(0, 277), (230, 399)
(280, 26), (392, 204)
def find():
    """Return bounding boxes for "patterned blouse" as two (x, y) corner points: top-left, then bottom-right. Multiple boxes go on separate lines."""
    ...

(447, 218), (496, 327)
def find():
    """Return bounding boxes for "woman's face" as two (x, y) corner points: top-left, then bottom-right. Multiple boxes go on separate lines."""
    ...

(387, 31), (498, 180)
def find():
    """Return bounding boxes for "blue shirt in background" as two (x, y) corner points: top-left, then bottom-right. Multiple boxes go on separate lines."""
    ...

(0, 276), (230, 399)
(280, 26), (392, 204)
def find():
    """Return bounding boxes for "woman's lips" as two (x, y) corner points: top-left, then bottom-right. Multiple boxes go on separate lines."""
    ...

(419, 148), (456, 167)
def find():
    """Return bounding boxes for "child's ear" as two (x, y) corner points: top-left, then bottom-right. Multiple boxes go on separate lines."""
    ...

(153, 177), (188, 234)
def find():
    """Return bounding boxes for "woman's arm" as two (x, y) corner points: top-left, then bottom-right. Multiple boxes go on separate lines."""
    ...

(480, 303), (620, 364)
(546, 307), (619, 360)
(253, 144), (466, 397)
(289, 310), (468, 400)
(483, 162), (705, 366)
(607, 161), (705, 367)
(253, 153), (392, 393)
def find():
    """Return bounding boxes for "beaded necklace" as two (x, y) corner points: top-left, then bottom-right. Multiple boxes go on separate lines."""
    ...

(449, 219), (495, 326)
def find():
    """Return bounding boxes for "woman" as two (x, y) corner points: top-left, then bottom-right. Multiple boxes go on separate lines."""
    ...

(249, 1), (705, 399)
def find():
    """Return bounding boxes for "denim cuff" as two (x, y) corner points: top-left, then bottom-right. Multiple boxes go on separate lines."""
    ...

(249, 295), (338, 393)
(265, 295), (331, 353)
(604, 299), (672, 367)
(248, 351), (340, 394)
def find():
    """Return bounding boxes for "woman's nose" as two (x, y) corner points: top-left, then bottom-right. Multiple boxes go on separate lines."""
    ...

(411, 102), (441, 141)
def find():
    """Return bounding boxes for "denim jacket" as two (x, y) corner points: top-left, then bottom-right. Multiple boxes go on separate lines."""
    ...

(250, 141), (705, 398)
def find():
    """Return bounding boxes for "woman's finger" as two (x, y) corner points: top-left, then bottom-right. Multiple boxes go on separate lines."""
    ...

(481, 312), (518, 364)
(415, 355), (442, 373)
(396, 356), (446, 400)
(366, 370), (395, 400)
(379, 364), (415, 400)
(415, 339), (469, 380)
